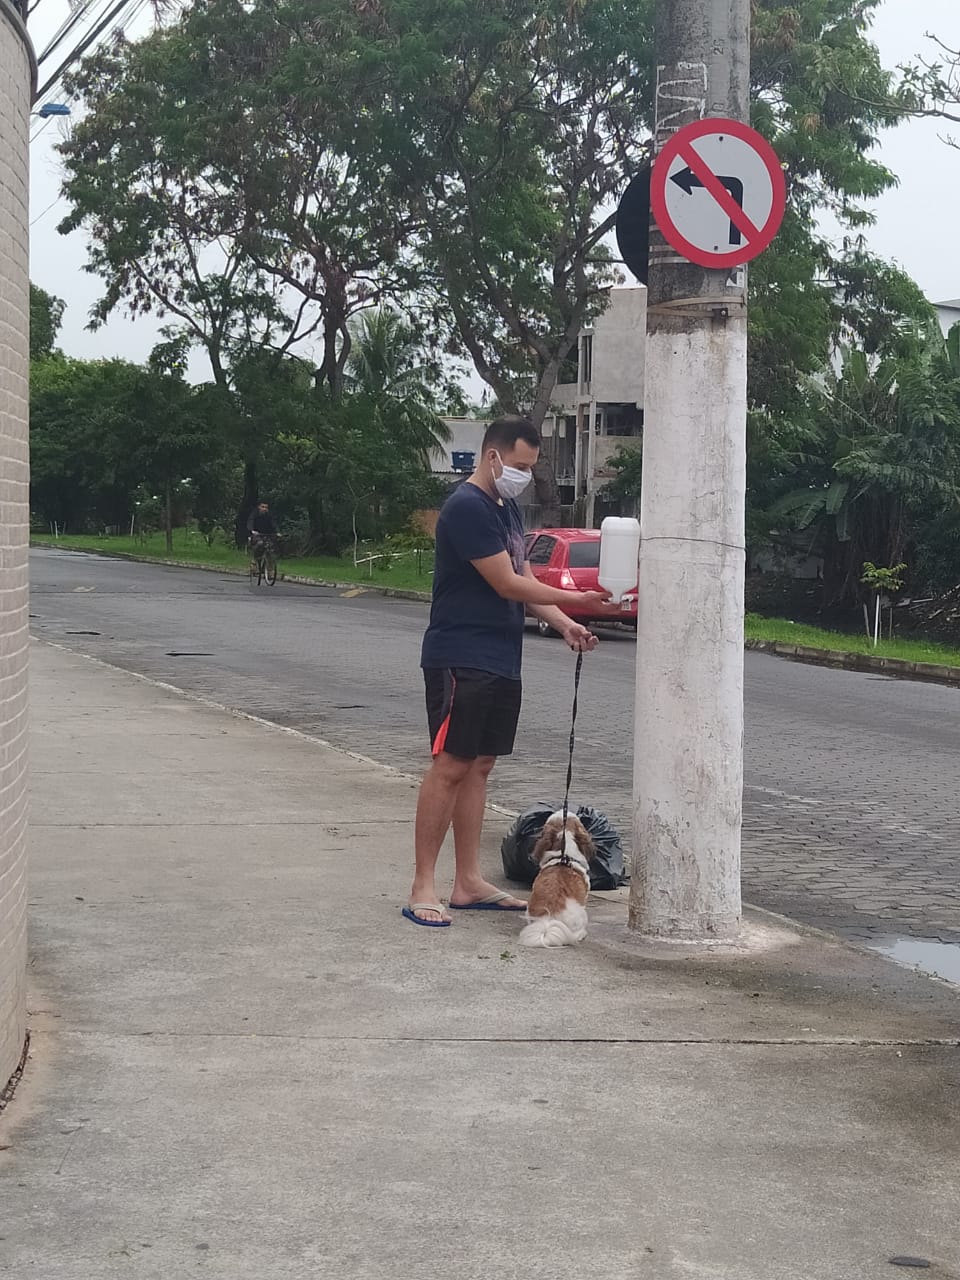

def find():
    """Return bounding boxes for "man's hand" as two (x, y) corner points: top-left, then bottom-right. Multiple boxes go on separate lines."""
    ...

(577, 589), (623, 615)
(561, 621), (599, 653)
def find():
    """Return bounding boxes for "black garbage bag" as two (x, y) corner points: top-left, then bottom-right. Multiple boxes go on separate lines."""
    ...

(500, 802), (627, 891)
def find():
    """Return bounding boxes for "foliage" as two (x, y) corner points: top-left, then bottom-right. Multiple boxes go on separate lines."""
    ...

(48, 0), (960, 575)
(744, 613), (960, 669)
(30, 284), (65, 361)
(602, 444), (643, 504)
(897, 36), (960, 148)
(30, 355), (228, 535)
(860, 562), (906, 595)
(746, 2), (925, 454)
(760, 325), (960, 604)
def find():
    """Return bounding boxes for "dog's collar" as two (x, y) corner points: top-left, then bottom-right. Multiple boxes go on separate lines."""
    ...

(539, 848), (591, 890)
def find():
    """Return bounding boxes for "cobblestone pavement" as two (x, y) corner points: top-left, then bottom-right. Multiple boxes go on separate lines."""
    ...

(29, 549), (960, 947)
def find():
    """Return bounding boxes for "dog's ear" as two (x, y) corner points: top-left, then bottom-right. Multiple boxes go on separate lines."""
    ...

(572, 820), (596, 863)
(532, 818), (562, 864)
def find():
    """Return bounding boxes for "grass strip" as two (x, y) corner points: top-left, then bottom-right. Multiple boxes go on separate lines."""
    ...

(32, 531), (435, 594)
(745, 613), (960, 669)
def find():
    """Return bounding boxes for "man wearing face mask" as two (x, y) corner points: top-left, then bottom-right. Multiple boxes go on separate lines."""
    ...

(404, 415), (617, 926)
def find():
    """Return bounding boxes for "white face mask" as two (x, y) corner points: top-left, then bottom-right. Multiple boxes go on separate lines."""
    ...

(493, 452), (533, 500)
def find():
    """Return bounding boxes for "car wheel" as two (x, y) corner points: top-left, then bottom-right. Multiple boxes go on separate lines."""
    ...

(537, 617), (559, 638)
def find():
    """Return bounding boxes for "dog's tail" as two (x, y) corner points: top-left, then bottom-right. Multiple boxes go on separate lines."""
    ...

(519, 901), (588, 948)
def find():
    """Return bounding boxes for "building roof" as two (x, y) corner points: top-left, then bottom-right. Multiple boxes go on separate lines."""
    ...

(934, 299), (960, 310)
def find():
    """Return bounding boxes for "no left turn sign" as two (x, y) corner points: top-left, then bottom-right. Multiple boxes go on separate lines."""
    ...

(650, 117), (786, 269)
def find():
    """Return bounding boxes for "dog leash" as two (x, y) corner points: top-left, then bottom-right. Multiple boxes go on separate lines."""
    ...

(559, 650), (584, 845)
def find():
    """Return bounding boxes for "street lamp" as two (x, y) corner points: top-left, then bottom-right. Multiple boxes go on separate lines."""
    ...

(34, 103), (71, 118)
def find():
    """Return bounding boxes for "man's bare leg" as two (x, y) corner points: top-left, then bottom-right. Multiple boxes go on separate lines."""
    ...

(408, 751), (473, 922)
(449, 756), (526, 909)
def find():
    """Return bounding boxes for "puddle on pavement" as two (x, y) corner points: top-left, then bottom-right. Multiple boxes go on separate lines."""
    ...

(869, 936), (960, 986)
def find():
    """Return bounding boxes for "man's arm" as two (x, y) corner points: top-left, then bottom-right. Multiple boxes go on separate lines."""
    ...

(523, 564), (583, 629)
(522, 563), (600, 652)
(471, 550), (612, 611)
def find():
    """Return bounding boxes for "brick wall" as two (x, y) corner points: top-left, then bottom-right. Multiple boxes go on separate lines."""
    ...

(0, 0), (31, 1090)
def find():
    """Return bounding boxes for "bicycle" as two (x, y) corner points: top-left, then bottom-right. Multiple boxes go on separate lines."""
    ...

(249, 537), (279, 587)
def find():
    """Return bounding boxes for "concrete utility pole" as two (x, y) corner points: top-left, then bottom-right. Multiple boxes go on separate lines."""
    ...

(630, 0), (750, 938)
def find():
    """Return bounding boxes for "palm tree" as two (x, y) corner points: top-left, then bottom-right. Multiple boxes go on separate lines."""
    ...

(333, 310), (454, 556)
(345, 310), (452, 465)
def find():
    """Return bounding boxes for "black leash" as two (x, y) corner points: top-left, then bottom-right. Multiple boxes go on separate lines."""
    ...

(559, 650), (584, 852)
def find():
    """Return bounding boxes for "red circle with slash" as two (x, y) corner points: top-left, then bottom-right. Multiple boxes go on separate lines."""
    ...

(650, 117), (786, 269)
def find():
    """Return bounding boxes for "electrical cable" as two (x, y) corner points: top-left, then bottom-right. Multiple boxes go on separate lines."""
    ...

(36, 0), (137, 102)
(38, 0), (111, 67)
(30, 194), (63, 227)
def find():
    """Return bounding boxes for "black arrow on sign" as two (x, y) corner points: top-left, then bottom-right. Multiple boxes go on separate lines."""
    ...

(670, 166), (745, 245)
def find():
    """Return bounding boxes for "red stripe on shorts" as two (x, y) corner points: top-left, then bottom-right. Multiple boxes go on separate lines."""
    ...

(431, 671), (456, 756)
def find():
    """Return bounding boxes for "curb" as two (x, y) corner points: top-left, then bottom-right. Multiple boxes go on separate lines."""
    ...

(745, 639), (960, 687)
(30, 543), (433, 604)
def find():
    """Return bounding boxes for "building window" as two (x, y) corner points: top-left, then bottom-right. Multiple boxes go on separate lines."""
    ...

(580, 334), (593, 390)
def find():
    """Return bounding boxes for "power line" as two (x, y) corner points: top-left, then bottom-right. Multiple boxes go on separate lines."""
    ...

(30, 194), (63, 227)
(34, 0), (157, 110)
(38, 0), (110, 67)
(36, 0), (137, 102)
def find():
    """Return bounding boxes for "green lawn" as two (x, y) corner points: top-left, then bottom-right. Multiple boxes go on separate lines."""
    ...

(745, 613), (960, 669)
(31, 531), (435, 594)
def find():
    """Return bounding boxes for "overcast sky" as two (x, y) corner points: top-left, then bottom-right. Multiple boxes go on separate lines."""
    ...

(27, 0), (960, 379)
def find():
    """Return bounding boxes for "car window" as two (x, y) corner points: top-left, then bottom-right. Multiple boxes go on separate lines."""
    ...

(527, 536), (557, 566)
(567, 540), (601, 569)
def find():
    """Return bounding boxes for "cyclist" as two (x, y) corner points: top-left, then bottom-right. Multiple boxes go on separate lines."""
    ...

(247, 502), (280, 554)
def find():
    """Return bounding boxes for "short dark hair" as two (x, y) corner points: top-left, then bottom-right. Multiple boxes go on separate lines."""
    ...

(481, 415), (541, 455)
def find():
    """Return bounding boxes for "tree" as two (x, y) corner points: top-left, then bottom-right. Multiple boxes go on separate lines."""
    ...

(30, 284), (65, 361)
(31, 357), (145, 532)
(57, 25), (332, 533)
(272, 310), (453, 554)
(746, 1), (921, 433)
(30, 354), (224, 541)
(601, 443), (643, 512)
(57, 0), (932, 531)
(351, 0), (654, 517)
(137, 345), (225, 553)
(898, 35), (960, 148)
(763, 329), (960, 605)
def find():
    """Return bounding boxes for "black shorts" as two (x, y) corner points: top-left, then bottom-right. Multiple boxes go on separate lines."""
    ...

(423, 668), (522, 760)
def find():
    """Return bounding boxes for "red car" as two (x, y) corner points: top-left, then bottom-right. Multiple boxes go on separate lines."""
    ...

(524, 528), (638, 636)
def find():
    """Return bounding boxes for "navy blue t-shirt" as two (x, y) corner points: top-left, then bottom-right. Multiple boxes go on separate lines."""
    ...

(420, 482), (527, 680)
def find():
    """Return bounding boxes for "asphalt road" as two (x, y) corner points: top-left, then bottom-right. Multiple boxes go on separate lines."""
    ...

(29, 548), (960, 947)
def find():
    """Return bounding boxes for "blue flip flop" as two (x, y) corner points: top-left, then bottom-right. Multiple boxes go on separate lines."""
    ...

(449, 892), (527, 913)
(402, 903), (451, 928)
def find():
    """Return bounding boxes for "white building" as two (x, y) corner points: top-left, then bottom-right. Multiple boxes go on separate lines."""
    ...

(935, 299), (960, 338)
(0, 0), (33, 1092)
(541, 287), (646, 525)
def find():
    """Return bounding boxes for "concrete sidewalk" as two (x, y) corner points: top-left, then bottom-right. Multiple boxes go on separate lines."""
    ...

(2, 643), (959, 1280)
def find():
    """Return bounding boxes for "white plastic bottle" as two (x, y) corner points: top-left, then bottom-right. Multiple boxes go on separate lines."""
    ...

(598, 516), (641, 604)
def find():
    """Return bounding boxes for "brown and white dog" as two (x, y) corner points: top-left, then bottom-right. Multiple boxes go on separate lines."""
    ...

(519, 811), (595, 948)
